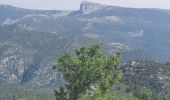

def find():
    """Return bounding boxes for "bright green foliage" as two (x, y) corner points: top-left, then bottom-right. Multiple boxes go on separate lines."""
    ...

(53, 44), (123, 100)
(164, 94), (170, 100)
(30, 96), (36, 100)
(82, 91), (139, 100)
(84, 91), (113, 100)
(136, 87), (153, 100)
(126, 93), (139, 100)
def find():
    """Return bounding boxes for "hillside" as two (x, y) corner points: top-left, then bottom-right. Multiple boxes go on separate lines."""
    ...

(0, 1), (170, 87)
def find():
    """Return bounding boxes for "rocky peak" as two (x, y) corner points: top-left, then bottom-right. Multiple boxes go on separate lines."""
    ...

(79, 1), (106, 14)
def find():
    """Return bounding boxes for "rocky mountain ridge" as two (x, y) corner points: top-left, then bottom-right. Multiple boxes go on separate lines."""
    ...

(0, 1), (170, 87)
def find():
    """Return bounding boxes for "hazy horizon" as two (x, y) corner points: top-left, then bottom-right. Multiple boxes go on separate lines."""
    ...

(0, 0), (170, 10)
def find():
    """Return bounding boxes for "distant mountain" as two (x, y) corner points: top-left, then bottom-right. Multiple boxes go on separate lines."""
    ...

(0, 1), (170, 86)
(0, 25), (99, 86)
(0, 4), (71, 25)
(79, 1), (107, 14)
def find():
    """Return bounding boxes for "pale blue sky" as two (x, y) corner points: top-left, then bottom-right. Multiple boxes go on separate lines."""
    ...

(0, 0), (170, 10)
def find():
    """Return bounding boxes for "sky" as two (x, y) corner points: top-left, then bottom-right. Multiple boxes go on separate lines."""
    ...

(0, 0), (170, 10)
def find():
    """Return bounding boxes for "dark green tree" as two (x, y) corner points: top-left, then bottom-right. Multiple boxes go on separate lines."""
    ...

(53, 44), (123, 100)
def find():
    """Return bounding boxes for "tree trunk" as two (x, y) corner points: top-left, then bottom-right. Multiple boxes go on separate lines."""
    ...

(70, 87), (79, 100)
(72, 94), (78, 100)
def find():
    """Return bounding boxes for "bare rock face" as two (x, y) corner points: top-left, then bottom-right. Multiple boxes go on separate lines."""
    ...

(80, 1), (106, 14)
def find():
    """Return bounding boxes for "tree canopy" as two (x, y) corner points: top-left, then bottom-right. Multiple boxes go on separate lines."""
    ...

(53, 44), (123, 100)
